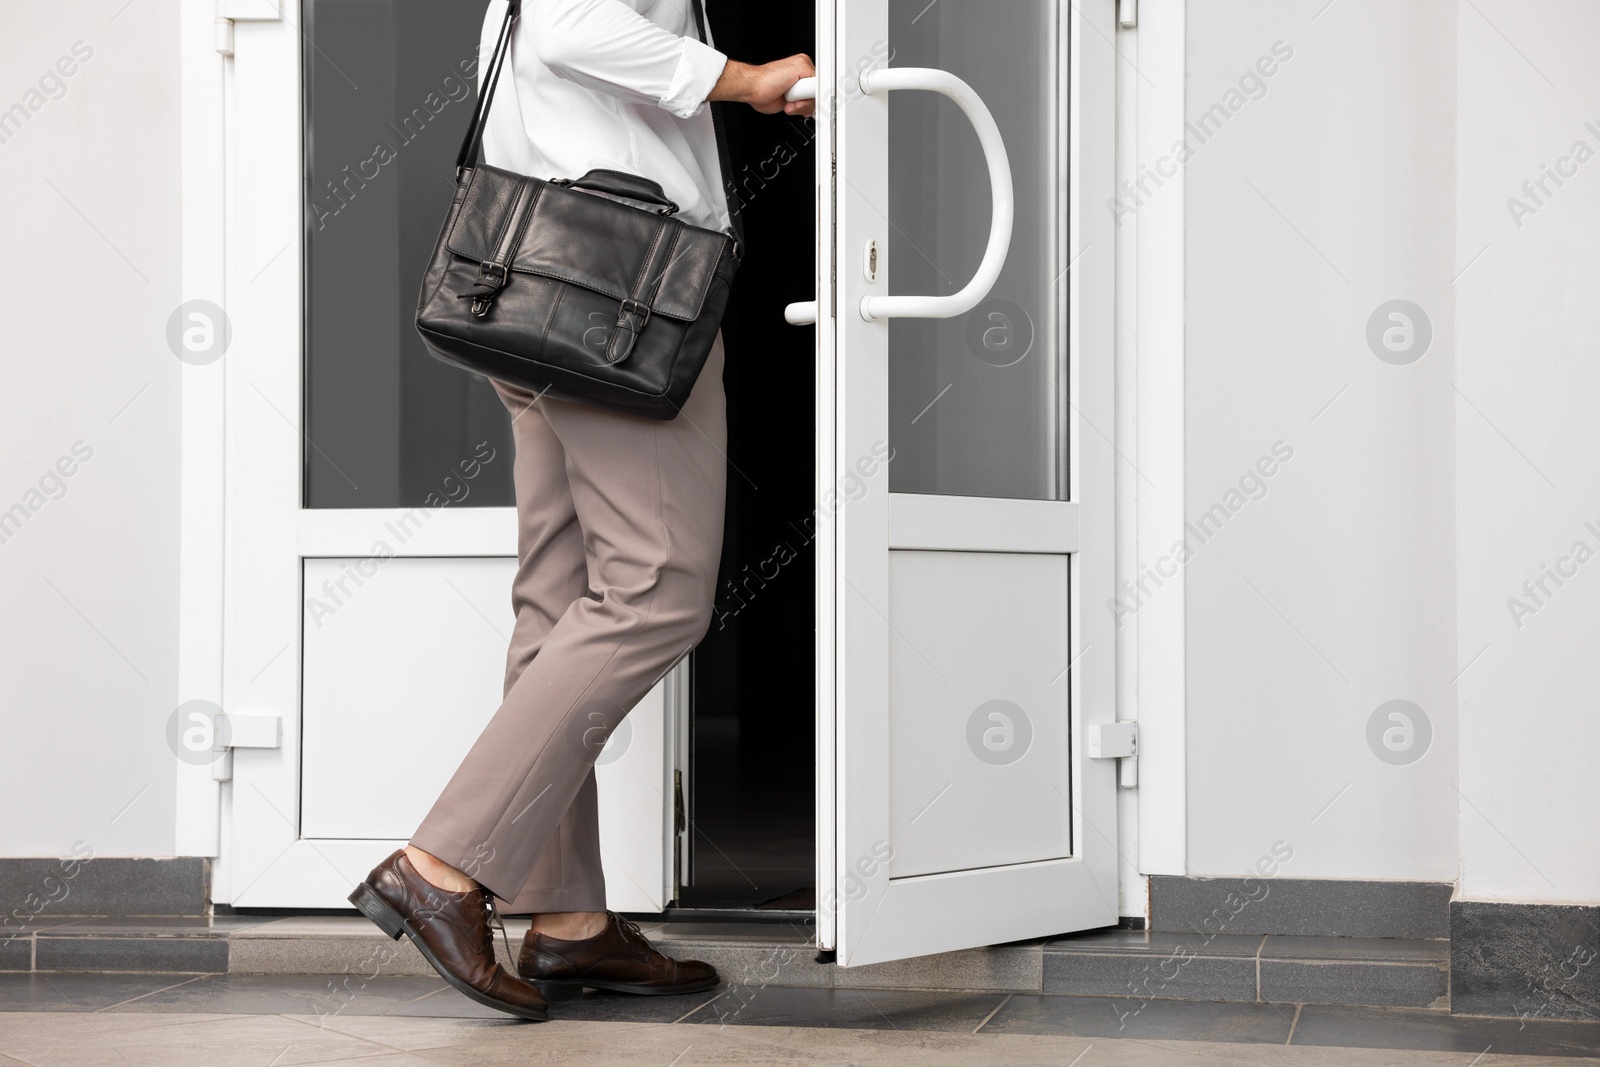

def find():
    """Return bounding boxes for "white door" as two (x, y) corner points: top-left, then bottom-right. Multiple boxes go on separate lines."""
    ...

(211, 2), (678, 911)
(805, 0), (1119, 965)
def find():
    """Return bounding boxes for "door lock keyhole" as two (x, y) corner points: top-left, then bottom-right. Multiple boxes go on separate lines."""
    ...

(864, 239), (879, 283)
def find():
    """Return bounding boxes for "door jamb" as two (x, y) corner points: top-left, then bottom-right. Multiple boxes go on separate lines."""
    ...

(1114, 0), (1187, 897)
(813, 0), (840, 955)
(175, 0), (232, 859)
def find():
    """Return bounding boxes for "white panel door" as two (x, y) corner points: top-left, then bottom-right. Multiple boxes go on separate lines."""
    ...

(215, 5), (677, 911)
(812, 0), (1119, 965)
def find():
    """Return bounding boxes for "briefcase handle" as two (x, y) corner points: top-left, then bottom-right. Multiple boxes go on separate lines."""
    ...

(554, 169), (681, 216)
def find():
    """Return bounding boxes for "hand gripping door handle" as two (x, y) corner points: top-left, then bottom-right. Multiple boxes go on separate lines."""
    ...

(779, 69), (1015, 327)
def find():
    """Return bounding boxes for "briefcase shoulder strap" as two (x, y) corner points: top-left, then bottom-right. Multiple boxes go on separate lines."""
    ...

(683, 0), (745, 252)
(455, 0), (745, 250)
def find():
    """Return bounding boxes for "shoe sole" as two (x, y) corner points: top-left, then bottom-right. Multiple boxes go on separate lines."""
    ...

(531, 975), (722, 998)
(348, 882), (548, 1022)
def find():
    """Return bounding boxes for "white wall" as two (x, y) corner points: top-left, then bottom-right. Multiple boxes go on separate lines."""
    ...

(1178, 0), (1600, 904)
(1455, 0), (1600, 904)
(1180, 0), (1460, 882)
(0, 0), (183, 856)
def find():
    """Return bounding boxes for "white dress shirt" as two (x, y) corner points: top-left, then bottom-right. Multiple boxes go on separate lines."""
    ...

(477, 0), (733, 233)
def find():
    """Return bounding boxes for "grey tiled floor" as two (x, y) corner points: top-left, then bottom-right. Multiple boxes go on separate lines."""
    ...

(0, 973), (1597, 1064)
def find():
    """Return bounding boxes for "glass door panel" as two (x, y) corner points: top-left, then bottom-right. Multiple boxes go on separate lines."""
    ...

(886, 0), (1065, 501)
(302, 0), (513, 508)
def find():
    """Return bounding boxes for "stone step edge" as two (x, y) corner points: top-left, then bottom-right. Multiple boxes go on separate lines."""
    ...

(8, 925), (1452, 1011)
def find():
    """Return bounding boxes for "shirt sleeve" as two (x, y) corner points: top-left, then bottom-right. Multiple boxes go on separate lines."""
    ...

(521, 0), (728, 119)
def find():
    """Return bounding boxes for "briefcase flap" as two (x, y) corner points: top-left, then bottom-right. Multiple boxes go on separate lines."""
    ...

(446, 164), (730, 322)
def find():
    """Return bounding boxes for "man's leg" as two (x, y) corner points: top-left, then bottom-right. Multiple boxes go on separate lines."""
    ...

(403, 382), (602, 911)
(488, 380), (609, 917)
(353, 395), (579, 1022)
(410, 336), (727, 909)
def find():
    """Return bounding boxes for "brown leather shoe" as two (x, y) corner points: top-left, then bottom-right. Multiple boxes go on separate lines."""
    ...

(518, 912), (720, 997)
(349, 849), (547, 1021)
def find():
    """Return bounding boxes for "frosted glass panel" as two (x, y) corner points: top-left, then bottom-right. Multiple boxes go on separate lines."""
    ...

(886, 0), (1065, 500)
(888, 551), (1072, 877)
(300, 556), (513, 839)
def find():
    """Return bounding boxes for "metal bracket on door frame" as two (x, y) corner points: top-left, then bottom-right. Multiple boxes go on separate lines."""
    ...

(210, 714), (284, 782)
(214, 0), (283, 56)
(1088, 721), (1139, 788)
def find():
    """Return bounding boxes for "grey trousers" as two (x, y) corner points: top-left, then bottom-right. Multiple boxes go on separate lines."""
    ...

(411, 335), (727, 912)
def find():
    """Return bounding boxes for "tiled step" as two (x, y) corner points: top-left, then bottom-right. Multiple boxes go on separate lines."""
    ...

(1042, 929), (1450, 1010)
(2, 917), (1449, 1010)
(645, 926), (1450, 1010)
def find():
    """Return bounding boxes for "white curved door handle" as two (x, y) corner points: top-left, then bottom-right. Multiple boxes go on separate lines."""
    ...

(782, 77), (821, 327)
(857, 67), (1013, 322)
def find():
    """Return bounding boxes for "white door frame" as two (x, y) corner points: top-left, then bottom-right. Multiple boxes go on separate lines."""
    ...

(1116, 0), (1188, 887)
(174, 0), (229, 858)
(810, 0), (840, 957)
(180, 5), (678, 910)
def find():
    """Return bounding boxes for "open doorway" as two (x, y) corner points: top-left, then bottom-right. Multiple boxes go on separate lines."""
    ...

(299, 0), (821, 916)
(679, 0), (819, 914)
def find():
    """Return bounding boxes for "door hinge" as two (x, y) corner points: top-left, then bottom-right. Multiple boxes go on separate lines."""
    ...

(215, 0), (283, 56)
(671, 768), (686, 898)
(673, 769), (686, 836)
(1088, 721), (1139, 788)
(1118, 0), (1138, 29)
(210, 713), (283, 782)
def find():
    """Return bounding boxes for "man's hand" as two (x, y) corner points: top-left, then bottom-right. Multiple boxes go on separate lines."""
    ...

(710, 55), (816, 117)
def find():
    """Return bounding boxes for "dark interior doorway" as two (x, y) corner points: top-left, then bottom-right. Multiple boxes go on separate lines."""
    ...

(681, 0), (818, 912)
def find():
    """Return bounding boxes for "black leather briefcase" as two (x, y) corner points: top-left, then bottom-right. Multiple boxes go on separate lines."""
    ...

(415, 0), (741, 419)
